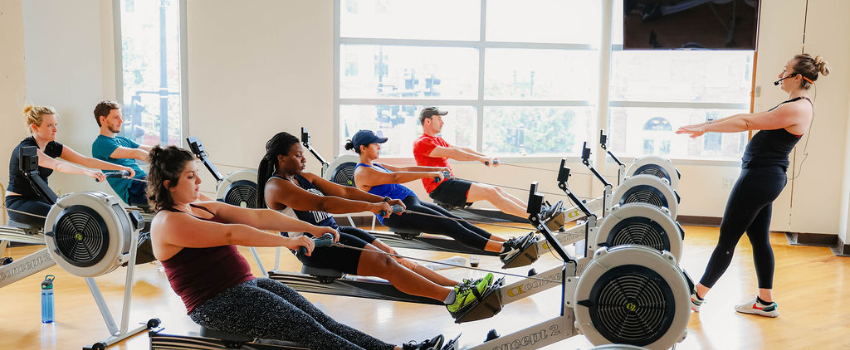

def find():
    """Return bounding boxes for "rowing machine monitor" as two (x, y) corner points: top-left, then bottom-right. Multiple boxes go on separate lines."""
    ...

(186, 136), (224, 182)
(19, 146), (58, 204)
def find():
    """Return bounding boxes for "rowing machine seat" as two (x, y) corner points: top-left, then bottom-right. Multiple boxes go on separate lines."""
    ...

(6, 218), (42, 235)
(301, 265), (344, 283)
(388, 227), (424, 240)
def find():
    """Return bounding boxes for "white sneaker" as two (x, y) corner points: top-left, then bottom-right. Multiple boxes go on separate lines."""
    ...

(690, 293), (704, 312)
(734, 297), (779, 318)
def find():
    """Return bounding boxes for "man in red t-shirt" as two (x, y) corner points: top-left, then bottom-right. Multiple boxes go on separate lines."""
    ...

(413, 107), (539, 218)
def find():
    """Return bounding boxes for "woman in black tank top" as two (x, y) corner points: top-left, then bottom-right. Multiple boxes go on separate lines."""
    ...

(677, 53), (829, 318)
(256, 132), (498, 318)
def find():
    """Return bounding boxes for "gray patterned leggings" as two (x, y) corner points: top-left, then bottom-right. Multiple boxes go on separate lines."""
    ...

(189, 278), (395, 350)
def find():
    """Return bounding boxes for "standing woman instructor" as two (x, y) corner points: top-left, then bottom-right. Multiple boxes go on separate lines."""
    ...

(677, 54), (830, 317)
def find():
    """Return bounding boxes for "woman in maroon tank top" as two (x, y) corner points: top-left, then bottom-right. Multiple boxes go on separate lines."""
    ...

(147, 145), (445, 350)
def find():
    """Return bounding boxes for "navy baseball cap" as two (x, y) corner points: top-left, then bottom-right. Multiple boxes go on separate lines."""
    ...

(351, 130), (388, 150)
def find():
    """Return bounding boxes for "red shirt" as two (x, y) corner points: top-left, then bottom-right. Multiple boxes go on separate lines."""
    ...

(413, 133), (455, 193)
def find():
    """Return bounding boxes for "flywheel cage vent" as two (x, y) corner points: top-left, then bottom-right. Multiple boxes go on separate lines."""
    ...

(586, 265), (676, 346)
(332, 163), (357, 187)
(620, 185), (667, 209)
(225, 180), (259, 208)
(608, 218), (670, 252)
(633, 165), (671, 184)
(52, 205), (110, 267)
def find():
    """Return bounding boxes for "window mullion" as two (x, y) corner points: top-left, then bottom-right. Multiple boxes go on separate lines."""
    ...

(476, 0), (487, 153)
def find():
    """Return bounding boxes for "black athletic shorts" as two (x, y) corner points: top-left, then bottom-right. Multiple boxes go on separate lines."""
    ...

(294, 226), (376, 275)
(429, 177), (473, 208)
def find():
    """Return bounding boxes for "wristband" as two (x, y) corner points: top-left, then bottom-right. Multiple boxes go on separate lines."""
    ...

(383, 196), (391, 203)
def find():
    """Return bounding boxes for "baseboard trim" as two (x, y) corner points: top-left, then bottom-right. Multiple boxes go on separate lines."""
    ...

(831, 236), (850, 257)
(784, 232), (838, 247)
(676, 215), (722, 227)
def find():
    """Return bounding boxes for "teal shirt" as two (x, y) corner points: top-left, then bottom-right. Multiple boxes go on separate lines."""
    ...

(92, 135), (146, 203)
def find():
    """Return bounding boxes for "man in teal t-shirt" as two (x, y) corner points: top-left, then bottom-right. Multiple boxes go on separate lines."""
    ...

(91, 101), (153, 207)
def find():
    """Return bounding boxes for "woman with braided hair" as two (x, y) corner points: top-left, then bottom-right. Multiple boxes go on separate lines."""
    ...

(257, 131), (495, 318)
(678, 53), (831, 317)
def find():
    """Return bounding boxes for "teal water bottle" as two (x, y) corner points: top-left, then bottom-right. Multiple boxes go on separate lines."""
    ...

(41, 275), (55, 323)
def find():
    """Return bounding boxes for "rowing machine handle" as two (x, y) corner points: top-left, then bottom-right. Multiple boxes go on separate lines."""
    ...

(379, 204), (404, 216)
(484, 159), (500, 166)
(107, 170), (131, 178)
(297, 233), (335, 256)
(434, 170), (452, 183)
(96, 170), (131, 182)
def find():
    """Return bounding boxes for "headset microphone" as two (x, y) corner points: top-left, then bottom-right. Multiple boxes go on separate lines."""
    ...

(774, 73), (798, 86)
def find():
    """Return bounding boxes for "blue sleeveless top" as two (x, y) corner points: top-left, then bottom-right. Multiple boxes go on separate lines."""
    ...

(741, 97), (810, 169)
(355, 163), (417, 225)
(270, 174), (338, 232)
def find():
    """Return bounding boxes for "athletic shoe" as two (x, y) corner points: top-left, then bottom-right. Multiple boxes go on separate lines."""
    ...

(499, 232), (536, 264)
(735, 297), (780, 318)
(402, 334), (444, 350)
(1, 257), (13, 266)
(541, 200), (563, 222)
(448, 273), (494, 314)
(690, 292), (703, 312)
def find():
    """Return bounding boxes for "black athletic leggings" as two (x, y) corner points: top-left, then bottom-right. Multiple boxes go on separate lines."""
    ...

(700, 165), (787, 289)
(189, 278), (394, 350)
(5, 195), (51, 226)
(383, 195), (493, 250)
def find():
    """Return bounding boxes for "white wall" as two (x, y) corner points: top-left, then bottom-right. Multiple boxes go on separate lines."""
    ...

(186, 0), (334, 196)
(785, 0), (850, 234)
(19, 0), (117, 197)
(5, 0), (849, 239)
(0, 0), (28, 202)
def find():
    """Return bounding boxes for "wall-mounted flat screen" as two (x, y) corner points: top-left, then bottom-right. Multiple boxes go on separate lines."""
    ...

(624, 0), (759, 50)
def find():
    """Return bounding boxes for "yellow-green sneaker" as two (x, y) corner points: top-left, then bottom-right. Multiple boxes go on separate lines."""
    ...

(448, 273), (494, 314)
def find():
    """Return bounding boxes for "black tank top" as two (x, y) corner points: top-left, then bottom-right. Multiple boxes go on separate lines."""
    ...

(7, 136), (64, 197)
(271, 174), (338, 230)
(741, 97), (811, 169)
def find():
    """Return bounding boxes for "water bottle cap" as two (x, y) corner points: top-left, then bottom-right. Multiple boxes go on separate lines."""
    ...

(41, 275), (55, 289)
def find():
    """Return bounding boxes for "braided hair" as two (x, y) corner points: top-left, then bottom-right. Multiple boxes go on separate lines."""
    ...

(256, 132), (301, 209)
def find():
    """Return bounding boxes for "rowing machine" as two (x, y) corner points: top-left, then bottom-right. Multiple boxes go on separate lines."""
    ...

(456, 182), (690, 350)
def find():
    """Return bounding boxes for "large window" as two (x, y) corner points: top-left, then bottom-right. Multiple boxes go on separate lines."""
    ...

(337, 0), (600, 157)
(337, 0), (755, 161)
(118, 0), (184, 147)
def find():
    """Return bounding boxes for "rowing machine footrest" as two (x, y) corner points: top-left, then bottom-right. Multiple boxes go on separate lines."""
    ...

(388, 227), (424, 240)
(453, 277), (505, 324)
(301, 265), (344, 282)
(544, 210), (567, 232)
(501, 240), (540, 269)
(200, 327), (254, 348)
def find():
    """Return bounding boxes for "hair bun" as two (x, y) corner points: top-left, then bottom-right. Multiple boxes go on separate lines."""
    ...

(814, 55), (830, 76)
(22, 105), (33, 114)
(344, 140), (354, 150)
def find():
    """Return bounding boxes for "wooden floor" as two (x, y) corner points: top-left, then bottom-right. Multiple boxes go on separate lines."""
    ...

(1, 224), (848, 350)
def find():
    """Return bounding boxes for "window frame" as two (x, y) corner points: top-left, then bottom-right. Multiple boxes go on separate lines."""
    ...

(334, 0), (754, 166)
(334, 0), (598, 162)
(113, 0), (189, 148)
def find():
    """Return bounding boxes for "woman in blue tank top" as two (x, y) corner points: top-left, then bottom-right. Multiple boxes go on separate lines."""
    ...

(256, 132), (495, 318)
(677, 53), (831, 318)
(347, 130), (538, 267)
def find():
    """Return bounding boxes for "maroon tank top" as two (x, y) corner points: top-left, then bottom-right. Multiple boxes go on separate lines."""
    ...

(159, 204), (254, 313)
